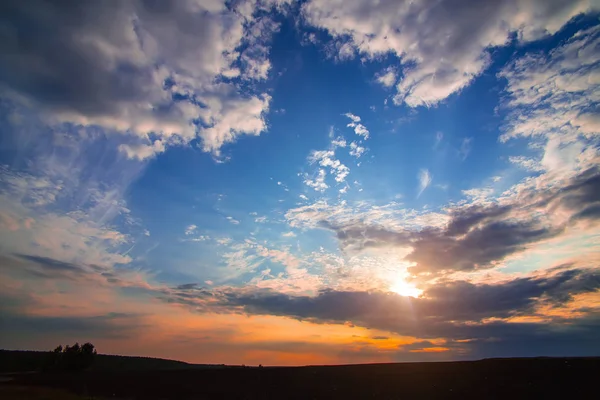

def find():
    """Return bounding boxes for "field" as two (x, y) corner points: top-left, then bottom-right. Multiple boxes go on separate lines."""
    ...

(2, 357), (599, 399)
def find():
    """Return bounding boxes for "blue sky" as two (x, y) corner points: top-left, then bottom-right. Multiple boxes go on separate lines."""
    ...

(1, 1), (599, 365)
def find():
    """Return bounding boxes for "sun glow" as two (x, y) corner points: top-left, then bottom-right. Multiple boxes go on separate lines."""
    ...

(390, 276), (423, 298)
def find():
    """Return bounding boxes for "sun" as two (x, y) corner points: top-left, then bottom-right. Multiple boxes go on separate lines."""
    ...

(390, 277), (423, 298)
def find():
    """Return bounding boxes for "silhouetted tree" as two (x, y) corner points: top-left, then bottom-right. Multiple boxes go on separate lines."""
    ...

(43, 342), (96, 371)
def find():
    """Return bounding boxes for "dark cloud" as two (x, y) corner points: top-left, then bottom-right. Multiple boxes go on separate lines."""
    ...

(213, 268), (600, 341)
(399, 341), (439, 352)
(322, 168), (600, 275)
(0, 311), (144, 341)
(0, 0), (150, 116)
(408, 220), (558, 274)
(12, 253), (87, 280)
(15, 254), (83, 273)
(176, 283), (199, 290)
(0, 0), (276, 156)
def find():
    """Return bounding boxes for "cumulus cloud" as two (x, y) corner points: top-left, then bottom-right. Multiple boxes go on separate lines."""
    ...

(498, 24), (600, 176)
(309, 150), (350, 183)
(0, 0), (282, 158)
(303, 0), (596, 107)
(303, 169), (329, 192)
(344, 113), (370, 139)
(349, 142), (366, 158)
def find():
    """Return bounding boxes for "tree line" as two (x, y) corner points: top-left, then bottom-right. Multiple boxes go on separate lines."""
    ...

(43, 342), (97, 371)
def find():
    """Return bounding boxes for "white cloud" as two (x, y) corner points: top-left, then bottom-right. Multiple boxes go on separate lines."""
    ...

(286, 199), (450, 233)
(459, 137), (473, 161)
(0, 1), (284, 159)
(187, 235), (211, 242)
(509, 156), (544, 172)
(119, 140), (166, 161)
(185, 224), (198, 236)
(299, 194), (309, 200)
(417, 169), (432, 198)
(303, 169), (329, 192)
(331, 136), (347, 148)
(216, 237), (233, 246)
(344, 113), (370, 140)
(226, 216), (240, 225)
(282, 231), (296, 238)
(255, 216), (268, 223)
(303, 0), (596, 107)
(0, 166), (131, 268)
(375, 67), (397, 88)
(499, 23), (600, 177)
(308, 149), (350, 184)
(349, 141), (365, 158)
(345, 113), (361, 123)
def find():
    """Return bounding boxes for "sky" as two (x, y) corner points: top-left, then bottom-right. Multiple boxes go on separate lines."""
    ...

(0, 0), (599, 366)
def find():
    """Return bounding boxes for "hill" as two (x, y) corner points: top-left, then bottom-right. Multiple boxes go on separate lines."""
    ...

(0, 350), (194, 373)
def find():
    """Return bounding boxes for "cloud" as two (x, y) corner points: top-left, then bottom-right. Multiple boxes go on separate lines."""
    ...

(344, 113), (370, 139)
(459, 138), (473, 161)
(204, 267), (600, 343)
(498, 24), (600, 177)
(282, 231), (296, 238)
(303, 169), (329, 192)
(509, 156), (544, 172)
(303, 0), (596, 107)
(119, 140), (167, 161)
(176, 283), (199, 290)
(226, 216), (240, 225)
(0, 0), (282, 157)
(417, 169), (432, 197)
(287, 165), (600, 279)
(185, 224), (198, 236)
(375, 67), (397, 88)
(0, 311), (142, 340)
(309, 150), (350, 183)
(349, 142), (366, 158)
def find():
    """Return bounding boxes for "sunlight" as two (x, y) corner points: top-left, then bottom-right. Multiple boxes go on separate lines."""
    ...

(390, 276), (423, 298)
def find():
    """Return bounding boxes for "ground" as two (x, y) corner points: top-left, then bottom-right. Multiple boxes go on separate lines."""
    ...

(2, 358), (599, 399)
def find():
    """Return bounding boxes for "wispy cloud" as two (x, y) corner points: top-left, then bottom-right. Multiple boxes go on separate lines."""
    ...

(434, 131), (444, 149)
(185, 224), (198, 236)
(417, 169), (432, 198)
(226, 216), (240, 225)
(459, 138), (472, 161)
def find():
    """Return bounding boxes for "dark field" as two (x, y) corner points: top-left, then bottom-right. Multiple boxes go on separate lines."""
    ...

(3, 357), (599, 399)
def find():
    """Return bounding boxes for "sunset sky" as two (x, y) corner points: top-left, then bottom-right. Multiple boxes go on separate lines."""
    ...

(1, 0), (599, 366)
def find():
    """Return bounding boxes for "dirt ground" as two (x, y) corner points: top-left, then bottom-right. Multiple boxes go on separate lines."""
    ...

(4, 358), (599, 399)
